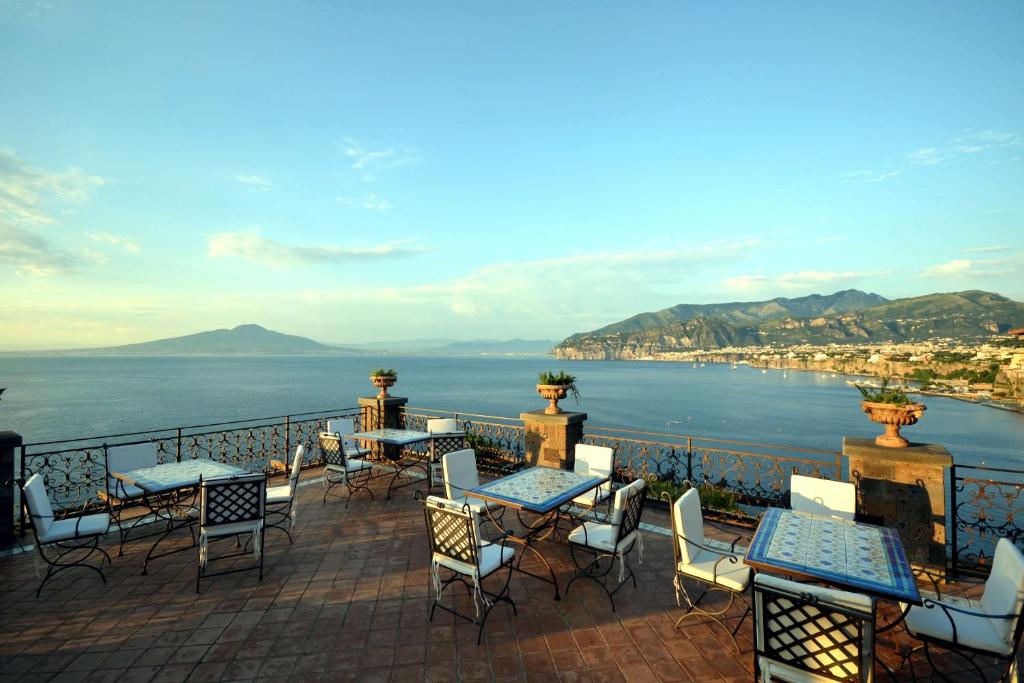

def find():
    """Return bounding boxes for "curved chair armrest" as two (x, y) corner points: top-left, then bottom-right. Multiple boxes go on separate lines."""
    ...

(728, 535), (749, 553)
(675, 530), (743, 583)
(920, 598), (1020, 647)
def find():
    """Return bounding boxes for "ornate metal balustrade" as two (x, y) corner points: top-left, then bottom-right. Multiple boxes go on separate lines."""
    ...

(17, 407), (367, 529)
(401, 408), (525, 474)
(581, 425), (843, 515)
(949, 464), (1024, 578)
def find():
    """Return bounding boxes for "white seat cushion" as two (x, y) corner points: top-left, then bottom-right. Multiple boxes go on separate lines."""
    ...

(325, 459), (373, 474)
(704, 538), (748, 555)
(107, 482), (146, 500)
(449, 496), (502, 516)
(38, 513), (110, 544)
(265, 485), (292, 504)
(202, 520), (263, 539)
(906, 601), (1011, 655)
(677, 548), (751, 592)
(568, 521), (636, 554)
(572, 488), (612, 508)
(434, 541), (514, 578)
(347, 446), (371, 458)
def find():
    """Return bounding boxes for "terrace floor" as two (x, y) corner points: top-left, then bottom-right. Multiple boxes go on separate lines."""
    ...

(0, 467), (1010, 682)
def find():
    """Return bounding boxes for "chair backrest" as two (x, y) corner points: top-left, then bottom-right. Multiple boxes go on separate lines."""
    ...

(21, 474), (54, 537)
(611, 479), (646, 545)
(575, 444), (614, 495)
(754, 573), (875, 683)
(105, 442), (159, 494)
(442, 449), (479, 499)
(423, 496), (482, 570)
(981, 538), (1024, 647)
(200, 473), (267, 529)
(427, 418), (459, 434)
(288, 444), (305, 494)
(327, 418), (360, 453)
(318, 432), (349, 469)
(672, 487), (706, 564)
(790, 474), (856, 521)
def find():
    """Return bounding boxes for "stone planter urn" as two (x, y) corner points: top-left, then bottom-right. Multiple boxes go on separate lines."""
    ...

(536, 384), (569, 415)
(860, 400), (926, 448)
(371, 374), (397, 399)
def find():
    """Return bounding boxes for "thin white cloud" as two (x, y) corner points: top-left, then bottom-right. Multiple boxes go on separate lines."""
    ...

(338, 136), (420, 182)
(337, 193), (393, 211)
(723, 270), (875, 293)
(964, 245), (1014, 254)
(0, 225), (83, 276)
(907, 129), (1024, 167)
(921, 257), (1016, 278)
(207, 229), (429, 267)
(231, 172), (271, 192)
(0, 148), (106, 226)
(87, 232), (141, 254)
(839, 168), (903, 183)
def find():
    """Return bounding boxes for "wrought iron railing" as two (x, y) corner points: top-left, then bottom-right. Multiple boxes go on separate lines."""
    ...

(581, 425), (843, 515)
(402, 407), (526, 474)
(949, 463), (1024, 578)
(17, 407), (368, 529)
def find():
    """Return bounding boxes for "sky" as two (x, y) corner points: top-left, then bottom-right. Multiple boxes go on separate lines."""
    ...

(1, 1), (1022, 350)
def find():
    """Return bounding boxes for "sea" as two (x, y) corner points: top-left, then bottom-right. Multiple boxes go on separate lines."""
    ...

(1, 354), (1022, 470)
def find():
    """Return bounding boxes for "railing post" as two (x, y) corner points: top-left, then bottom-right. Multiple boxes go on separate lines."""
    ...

(175, 427), (182, 462)
(284, 416), (291, 477)
(686, 436), (693, 482)
(1, 432), (23, 547)
(18, 444), (26, 537)
(948, 465), (957, 577)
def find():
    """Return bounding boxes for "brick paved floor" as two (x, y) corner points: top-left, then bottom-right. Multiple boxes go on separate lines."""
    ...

(0, 468), (1011, 682)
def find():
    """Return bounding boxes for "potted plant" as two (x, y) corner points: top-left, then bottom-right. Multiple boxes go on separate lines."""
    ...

(370, 368), (397, 398)
(857, 378), (926, 448)
(536, 370), (580, 415)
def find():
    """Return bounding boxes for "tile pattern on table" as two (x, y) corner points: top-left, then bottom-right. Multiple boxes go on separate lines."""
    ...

(117, 460), (245, 493)
(473, 467), (604, 512)
(354, 428), (431, 445)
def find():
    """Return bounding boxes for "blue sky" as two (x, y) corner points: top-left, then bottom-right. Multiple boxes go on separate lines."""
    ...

(1, 1), (1022, 349)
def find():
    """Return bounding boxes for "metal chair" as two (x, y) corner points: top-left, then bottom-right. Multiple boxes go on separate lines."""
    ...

(326, 418), (371, 459)
(319, 431), (375, 505)
(20, 473), (112, 597)
(790, 474), (856, 521)
(754, 573), (876, 683)
(672, 486), (752, 652)
(902, 538), (1024, 683)
(423, 496), (516, 644)
(102, 441), (159, 555)
(441, 448), (505, 526)
(564, 443), (614, 518)
(426, 417), (462, 491)
(196, 473), (266, 592)
(265, 444), (305, 543)
(565, 478), (646, 611)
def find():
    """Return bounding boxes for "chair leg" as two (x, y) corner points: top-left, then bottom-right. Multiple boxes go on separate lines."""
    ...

(674, 574), (745, 654)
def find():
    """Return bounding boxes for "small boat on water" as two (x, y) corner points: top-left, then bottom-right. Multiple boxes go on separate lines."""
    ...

(762, 369), (767, 374)
(692, 362), (697, 368)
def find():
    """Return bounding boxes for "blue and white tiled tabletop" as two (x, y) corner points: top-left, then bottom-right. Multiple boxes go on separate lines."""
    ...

(468, 467), (607, 514)
(113, 460), (246, 494)
(746, 507), (921, 604)
(352, 428), (433, 446)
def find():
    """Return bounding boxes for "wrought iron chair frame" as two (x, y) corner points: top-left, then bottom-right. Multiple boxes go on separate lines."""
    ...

(565, 481), (647, 611)
(101, 441), (162, 556)
(264, 444), (305, 544)
(423, 498), (517, 644)
(319, 431), (376, 506)
(753, 575), (876, 683)
(19, 475), (113, 597)
(672, 494), (752, 654)
(195, 473), (267, 592)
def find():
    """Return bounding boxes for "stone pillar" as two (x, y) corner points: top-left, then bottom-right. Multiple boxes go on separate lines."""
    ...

(0, 432), (22, 548)
(358, 396), (408, 460)
(520, 410), (587, 470)
(843, 436), (952, 566)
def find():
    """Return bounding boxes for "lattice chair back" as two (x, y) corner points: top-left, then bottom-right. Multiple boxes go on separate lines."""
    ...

(319, 431), (349, 469)
(327, 418), (360, 455)
(200, 474), (267, 529)
(981, 538), (1024, 650)
(613, 479), (646, 546)
(105, 442), (158, 497)
(754, 573), (876, 683)
(442, 448), (479, 499)
(673, 487), (706, 564)
(287, 444), (305, 495)
(427, 418), (459, 434)
(22, 474), (54, 538)
(790, 474), (856, 521)
(575, 444), (614, 499)
(423, 496), (482, 572)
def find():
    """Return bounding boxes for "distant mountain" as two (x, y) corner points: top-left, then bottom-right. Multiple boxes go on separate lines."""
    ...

(592, 289), (888, 335)
(555, 290), (1024, 359)
(94, 324), (351, 355)
(339, 338), (464, 353)
(433, 339), (557, 355)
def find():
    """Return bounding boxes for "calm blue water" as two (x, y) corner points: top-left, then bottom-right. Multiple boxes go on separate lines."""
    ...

(1, 355), (1021, 468)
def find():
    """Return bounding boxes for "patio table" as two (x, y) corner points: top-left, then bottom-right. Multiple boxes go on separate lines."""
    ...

(112, 460), (246, 574)
(467, 466), (608, 600)
(351, 428), (434, 500)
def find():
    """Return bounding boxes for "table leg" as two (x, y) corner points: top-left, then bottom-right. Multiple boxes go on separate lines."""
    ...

(481, 505), (562, 600)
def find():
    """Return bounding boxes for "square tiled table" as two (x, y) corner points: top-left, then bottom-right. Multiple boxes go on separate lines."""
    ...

(351, 428), (433, 500)
(745, 507), (921, 605)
